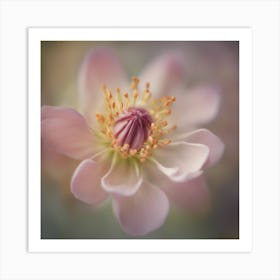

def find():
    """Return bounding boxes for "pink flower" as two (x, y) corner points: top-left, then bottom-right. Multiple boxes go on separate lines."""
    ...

(41, 48), (224, 236)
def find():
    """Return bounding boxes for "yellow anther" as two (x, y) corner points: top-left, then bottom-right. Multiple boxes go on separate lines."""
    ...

(109, 113), (114, 122)
(95, 113), (105, 123)
(161, 120), (168, 127)
(113, 141), (120, 149)
(164, 100), (173, 107)
(165, 109), (172, 115)
(154, 114), (160, 120)
(159, 139), (171, 147)
(132, 76), (140, 83)
(145, 145), (151, 151)
(107, 90), (113, 99)
(124, 92), (129, 99)
(151, 123), (156, 130)
(129, 149), (137, 156)
(111, 101), (116, 109)
(121, 151), (128, 158)
(131, 77), (140, 90)
(148, 136), (153, 143)
(121, 143), (130, 151)
(145, 82), (150, 89)
(116, 88), (122, 103)
(133, 91), (138, 99)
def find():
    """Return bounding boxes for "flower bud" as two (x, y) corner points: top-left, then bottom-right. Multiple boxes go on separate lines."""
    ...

(113, 107), (152, 150)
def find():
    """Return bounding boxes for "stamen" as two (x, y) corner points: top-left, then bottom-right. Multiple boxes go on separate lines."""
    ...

(111, 101), (116, 110)
(133, 91), (138, 101)
(131, 77), (140, 90)
(96, 77), (176, 160)
(143, 90), (151, 102)
(159, 139), (171, 147)
(96, 113), (105, 123)
(165, 109), (172, 115)
(130, 149), (138, 156)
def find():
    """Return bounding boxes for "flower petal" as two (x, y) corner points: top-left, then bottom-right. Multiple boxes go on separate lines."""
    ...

(112, 182), (169, 236)
(101, 157), (143, 196)
(182, 129), (225, 167)
(71, 159), (108, 205)
(139, 51), (186, 98)
(78, 48), (128, 120)
(41, 106), (97, 160)
(41, 105), (72, 120)
(152, 141), (209, 182)
(172, 85), (221, 129)
(163, 176), (211, 215)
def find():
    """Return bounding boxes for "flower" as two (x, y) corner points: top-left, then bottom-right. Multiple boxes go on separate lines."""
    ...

(41, 48), (224, 236)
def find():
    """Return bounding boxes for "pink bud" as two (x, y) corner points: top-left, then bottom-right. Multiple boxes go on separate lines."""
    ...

(113, 107), (153, 150)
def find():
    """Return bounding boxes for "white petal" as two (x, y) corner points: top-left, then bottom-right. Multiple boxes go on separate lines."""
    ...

(184, 129), (224, 167)
(78, 48), (128, 121)
(152, 141), (209, 182)
(101, 156), (143, 196)
(71, 159), (108, 205)
(41, 106), (98, 160)
(139, 51), (186, 98)
(172, 85), (221, 129)
(113, 182), (169, 236)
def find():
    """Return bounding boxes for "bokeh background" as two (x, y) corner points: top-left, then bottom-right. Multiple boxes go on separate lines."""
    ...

(41, 41), (239, 239)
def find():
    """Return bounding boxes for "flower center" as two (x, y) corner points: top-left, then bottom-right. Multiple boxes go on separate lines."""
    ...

(95, 77), (176, 162)
(113, 107), (152, 150)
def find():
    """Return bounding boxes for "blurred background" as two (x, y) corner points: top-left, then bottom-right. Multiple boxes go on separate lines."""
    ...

(41, 41), (239, 239)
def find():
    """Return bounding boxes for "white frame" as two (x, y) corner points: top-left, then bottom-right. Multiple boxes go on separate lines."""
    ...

(28, 27), (252, 253)
(1, 1), (279, 279)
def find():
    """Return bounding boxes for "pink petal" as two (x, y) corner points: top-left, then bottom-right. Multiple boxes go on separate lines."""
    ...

(139, 51), (186, 98)
(41, 105), (73, 120)
(41, 106), (98, 160)
(183, 129), (224, 167)
(152, 141), (209, 182)
(163, 176), (211, 215)
(78, 48), (128, 120)
(101, 157), (143, 196)
(112, 182), (169, 236)
(71, 159), (108, 205)
(172, 85), (221, 129)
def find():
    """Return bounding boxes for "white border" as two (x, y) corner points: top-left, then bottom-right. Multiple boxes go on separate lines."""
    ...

(28, 27), (252, 253)
(1, 1), (279, 279)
